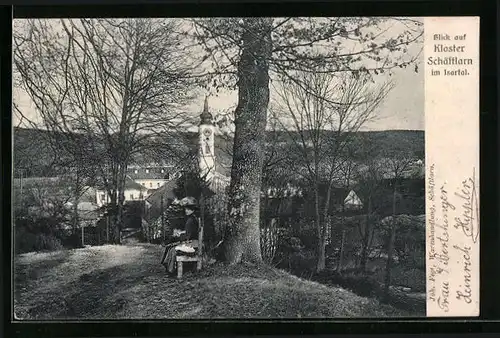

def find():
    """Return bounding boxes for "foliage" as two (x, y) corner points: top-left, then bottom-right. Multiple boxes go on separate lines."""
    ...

(376, 214), (425, 265)
(15, 224), (65, 253)
(14, 198), (72, 253)
(12, 175), (95, 253)
(172, 170), (213, 201)
(393, 220), (425, 268)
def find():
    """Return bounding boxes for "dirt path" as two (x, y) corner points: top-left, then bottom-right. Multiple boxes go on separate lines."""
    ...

(14, 244), (199, 319)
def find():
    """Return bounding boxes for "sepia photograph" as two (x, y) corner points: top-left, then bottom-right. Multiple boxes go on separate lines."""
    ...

(12, 17), (426, 319)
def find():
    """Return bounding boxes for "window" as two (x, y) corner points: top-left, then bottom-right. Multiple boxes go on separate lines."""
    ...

(157, 182), (160, 187)
(130, 194), (134, 200)
(164, 173), (170, 180)
(142, 182), (145, 186)
(101, 194), (105, 202)
(149, 182), (152, 188)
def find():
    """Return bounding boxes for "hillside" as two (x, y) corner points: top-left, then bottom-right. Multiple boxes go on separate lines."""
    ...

(13, 127), (424, 177)
(14, 244), (410, 319)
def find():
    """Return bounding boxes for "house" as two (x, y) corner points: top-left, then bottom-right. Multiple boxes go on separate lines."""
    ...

(144, 179), (178, 222)
(344, 190), (363, 210)
(95, 177), (151, 207)
(127, 163), (176, 189)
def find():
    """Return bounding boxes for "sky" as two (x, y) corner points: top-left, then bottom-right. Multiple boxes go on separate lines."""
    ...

(12, 18), (424, 132)
(184, 58), (424, 132)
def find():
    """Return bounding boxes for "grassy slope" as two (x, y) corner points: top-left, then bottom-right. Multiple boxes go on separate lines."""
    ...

(14, 244), (409, 319)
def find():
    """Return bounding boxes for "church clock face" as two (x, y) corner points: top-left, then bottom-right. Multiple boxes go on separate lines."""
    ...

(203, 128), (212, 137)
(202, 128), (213, 155)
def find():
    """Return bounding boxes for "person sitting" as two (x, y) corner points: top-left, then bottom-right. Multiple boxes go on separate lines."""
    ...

(160, 204), (199, 275)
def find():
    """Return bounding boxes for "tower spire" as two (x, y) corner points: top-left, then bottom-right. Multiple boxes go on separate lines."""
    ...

(200, 95), (213, 125)
(203, 95), (209, 113)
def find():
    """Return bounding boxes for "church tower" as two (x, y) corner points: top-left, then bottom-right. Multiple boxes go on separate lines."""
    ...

(199, 96), (216, 181)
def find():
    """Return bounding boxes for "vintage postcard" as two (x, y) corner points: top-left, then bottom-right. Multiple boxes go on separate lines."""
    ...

(11, 16), (478, 320)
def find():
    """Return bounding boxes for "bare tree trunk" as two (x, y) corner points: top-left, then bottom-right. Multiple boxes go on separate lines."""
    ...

(72, 171), (83, 246)
(81, 224), (85, 247)
(314, 186), (326, 272)
(73, 197), (79, 231)
(161, 195), (165, 243)
(106, 213), (110, 243)
(360, 196), (372, 272)
(316, 181), (334, 273)
(114, 164), (128, 245)
(224, 18), (273, 265)
(109, 182), (121, 244)
(383, 183), (398, 302)
(337, 229), (346, 272)
(73, 170), (81, 232)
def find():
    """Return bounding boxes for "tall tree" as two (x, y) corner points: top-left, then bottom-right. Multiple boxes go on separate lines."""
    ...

(222, 18), (274, 264)
(274, 71), (391, 272)
(352, 134), (386, 272)
(190, 17), (422, 265)
(379, 134), (418, 301)
(13, 18), (195, 243)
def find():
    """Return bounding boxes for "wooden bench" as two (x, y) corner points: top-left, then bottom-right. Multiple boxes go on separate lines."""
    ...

(176, 217), (204, 279)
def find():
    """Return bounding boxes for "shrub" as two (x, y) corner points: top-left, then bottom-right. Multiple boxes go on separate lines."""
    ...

(273, 230), (317, 277)
(36, 233), (64, 251)
(288, 219), (317, 250)
(389, 265), (426, 292)
(314, 269), (383, 298)
(289, 249), (317, 277)
(15, 229), (37, 254)
(14, 208), (76, 253)
(16, 229), (63, 253)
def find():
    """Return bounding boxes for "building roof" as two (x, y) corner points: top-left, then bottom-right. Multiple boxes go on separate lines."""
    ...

(126, 165), (174, 180)
(128, 172), (169, 180)
(125, 178), (149, 191)
(146, 179), (178, 206)
(96, 177), (149, 191)
(344, 190), (363, 206)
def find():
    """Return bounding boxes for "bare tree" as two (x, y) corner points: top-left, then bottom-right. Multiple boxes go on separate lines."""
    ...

(13, 18), (195, 243)
(273, 71), (392, 272)
(379, 135), (417, 301)
(190, 17), (422, 265)
(351, 134), (386, 272)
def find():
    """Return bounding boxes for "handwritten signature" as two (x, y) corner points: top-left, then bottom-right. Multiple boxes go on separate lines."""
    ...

(453, 167), (479, 243)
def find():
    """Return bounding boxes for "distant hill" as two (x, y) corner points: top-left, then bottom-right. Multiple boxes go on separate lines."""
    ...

(12, 127), (424, 177)
(13, 127), (75, 177)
